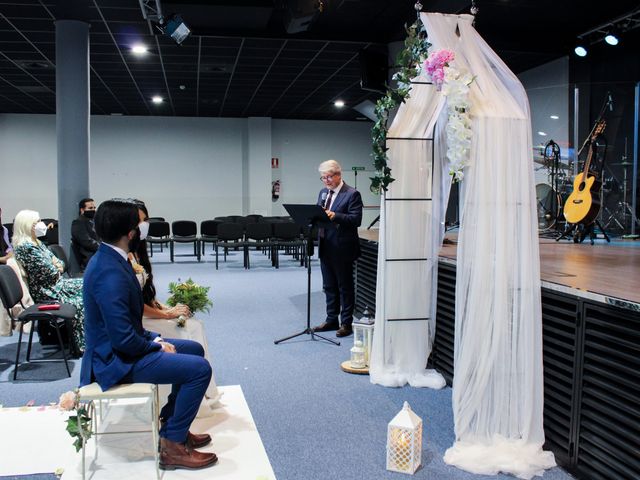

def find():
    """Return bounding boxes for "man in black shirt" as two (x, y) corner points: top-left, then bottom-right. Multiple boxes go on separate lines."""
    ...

(71, 198), (99, 270)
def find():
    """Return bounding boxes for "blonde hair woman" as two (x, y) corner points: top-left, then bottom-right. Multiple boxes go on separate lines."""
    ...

(12, 210), (85, 356)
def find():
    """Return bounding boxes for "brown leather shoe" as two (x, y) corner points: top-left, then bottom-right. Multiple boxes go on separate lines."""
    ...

(187, 431), (212, 449)
(313, 321), (339, 332)
(336, 324), (353, 337)
(160, 438), (218, 470)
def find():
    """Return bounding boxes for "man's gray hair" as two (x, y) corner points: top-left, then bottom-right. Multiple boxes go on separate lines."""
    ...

(318, 159), (342, 174)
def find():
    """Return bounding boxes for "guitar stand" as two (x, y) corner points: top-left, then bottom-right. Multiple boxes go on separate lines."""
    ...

(556, 220), (611, 245)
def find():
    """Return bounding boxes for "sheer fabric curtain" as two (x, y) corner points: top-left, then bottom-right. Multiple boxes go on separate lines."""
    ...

(419, 13), (556, 479)
(368, 15), (462, 389)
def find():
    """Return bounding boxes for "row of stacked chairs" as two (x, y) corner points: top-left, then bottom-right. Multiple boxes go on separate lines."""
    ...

(147, 216), (317, 269)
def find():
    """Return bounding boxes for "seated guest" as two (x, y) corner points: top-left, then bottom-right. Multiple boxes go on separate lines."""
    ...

(80, 199), (217, 471)
(71, 198), (99, 270)
(12, 210), (85, 356)
(0, 206), (13, 264)
(130, 200), (222, 415)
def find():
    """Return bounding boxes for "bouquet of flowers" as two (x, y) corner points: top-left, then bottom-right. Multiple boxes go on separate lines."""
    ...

(167, 278), (212, 326)
(59, 390), (91, 452)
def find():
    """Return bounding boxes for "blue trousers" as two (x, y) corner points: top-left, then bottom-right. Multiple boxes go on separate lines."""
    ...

(120, 338), (211, 443)
(320, 253), (355, 327)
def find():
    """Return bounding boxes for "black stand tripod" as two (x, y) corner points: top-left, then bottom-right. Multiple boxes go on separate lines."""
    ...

(274, 204), (340, 346)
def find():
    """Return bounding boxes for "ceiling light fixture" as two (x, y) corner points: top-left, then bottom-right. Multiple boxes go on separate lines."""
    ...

(152, 96), (164, 104)
(138, 1), (191, 45)
(573, 6), (639, 55)
(131, 44), (148, 55)
(550, 115), (559, 120)
(538, 131), (547, 136)
(334, 100), (345, 108)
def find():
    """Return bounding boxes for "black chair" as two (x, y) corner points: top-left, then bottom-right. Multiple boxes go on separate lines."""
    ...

(200, 220), (221, 256)
(147, 221), (171, 256)
(226, 215), (245, 224)
(43, 225), (59, 245)
(147, 216), (165, 222)
(244, 222), (275, 269)
(272, 222), (305, 268)
(213, 216), (230, 223)
(245, 214), (263, 224)
(215, 223), (246, 269)
(69, 242), (84, 275)
(0, 265), (74, 380)
(171, 220), (200, 262)
(48, 244), (82, 278)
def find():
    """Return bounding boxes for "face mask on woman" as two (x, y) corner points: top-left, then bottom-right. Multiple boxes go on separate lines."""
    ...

(34, 221), (48, 238)
(138, 221), (150, 241)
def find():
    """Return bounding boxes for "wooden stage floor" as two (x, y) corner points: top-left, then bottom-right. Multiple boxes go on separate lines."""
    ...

(359, 228), (640, 306)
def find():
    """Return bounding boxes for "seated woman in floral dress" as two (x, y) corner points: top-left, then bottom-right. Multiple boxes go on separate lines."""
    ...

(12, 210), (85, 356)
(130, 200), (221, 416)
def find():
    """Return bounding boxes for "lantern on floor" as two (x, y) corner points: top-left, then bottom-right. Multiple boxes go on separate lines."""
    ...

(350, 340), (366, 369)
(353, 307), (374, 366)
(386, 401), (422, 475)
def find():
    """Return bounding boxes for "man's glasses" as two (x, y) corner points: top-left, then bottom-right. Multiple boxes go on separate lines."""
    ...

(320, 174), (338, 181)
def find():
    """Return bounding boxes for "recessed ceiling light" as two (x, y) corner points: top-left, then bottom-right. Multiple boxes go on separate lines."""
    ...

(152, 96), (164, 104)
(538, 131), (547, 136)
(131, 44), (148, 55)
(550, 115), (559, 120)
(334, 100), (345, 108)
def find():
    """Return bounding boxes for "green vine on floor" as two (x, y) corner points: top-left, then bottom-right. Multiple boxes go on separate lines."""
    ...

(370, 18), (430, 194)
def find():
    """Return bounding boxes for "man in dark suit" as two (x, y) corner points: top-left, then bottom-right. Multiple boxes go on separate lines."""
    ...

(71, 198), (99, 270)
(312, 160), (363, 337)
(80, 199), (217, 471)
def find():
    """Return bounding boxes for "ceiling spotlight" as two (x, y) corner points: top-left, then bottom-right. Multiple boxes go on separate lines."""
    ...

(604, 31), (619, 46)
(162, 14), (191, 45)
(574, 44), (588, 57)
(538, 131), (547, 136)
(131, 44), (148, 55)
(550, 115), (559, 120)
(152, 96), (164, 104)
(334, 100), (345, 108)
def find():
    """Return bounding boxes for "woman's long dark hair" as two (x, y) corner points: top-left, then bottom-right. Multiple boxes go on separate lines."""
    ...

(133, 200), (157, 306)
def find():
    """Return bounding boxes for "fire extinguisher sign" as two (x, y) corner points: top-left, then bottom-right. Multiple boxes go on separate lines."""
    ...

(271, 157), (279, 168)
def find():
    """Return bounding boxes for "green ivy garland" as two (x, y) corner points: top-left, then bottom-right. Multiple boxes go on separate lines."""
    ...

(370, 19), (430, 194)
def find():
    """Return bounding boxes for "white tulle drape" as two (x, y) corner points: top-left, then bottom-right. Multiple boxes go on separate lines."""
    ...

(412, 13), (556, 479)
(368, 20), (454, 390)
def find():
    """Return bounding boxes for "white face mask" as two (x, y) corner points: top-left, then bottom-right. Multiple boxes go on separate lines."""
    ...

(138, 221), (150, 241)
(34, 221), (48, 238)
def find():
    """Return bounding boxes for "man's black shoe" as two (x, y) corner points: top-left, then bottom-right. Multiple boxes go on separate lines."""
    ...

(336, 325), (353, 337)
(313, 322), (339, 332)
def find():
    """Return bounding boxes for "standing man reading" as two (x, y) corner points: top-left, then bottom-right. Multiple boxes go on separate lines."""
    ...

(71, 198), (99, 271)
(80, 199), (217, 471)
(312, 160), (363, 337)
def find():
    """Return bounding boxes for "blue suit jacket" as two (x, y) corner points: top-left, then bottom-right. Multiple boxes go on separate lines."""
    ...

(79, 243), (161, 390)
(317, 182), (363, 262)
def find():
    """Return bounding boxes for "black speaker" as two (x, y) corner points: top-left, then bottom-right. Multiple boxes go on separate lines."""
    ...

(359, 47), (387, 93)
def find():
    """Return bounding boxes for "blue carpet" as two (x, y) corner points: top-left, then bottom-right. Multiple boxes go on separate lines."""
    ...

(0, 244), (574, 479)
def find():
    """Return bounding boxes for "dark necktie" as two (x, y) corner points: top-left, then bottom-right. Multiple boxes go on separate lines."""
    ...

(324, 189), (334, 210)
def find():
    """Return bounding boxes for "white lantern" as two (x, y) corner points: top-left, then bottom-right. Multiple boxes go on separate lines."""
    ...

(350, 340), (366, 369)
(353, 307), (374, 366)
(386, 401), (422, 475)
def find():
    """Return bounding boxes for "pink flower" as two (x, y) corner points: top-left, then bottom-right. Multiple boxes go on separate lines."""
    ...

(424, 49), (455, 87)
(58, 391), (77, 411)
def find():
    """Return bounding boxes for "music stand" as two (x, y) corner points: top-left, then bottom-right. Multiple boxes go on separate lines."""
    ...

(274, 204), (340, 346)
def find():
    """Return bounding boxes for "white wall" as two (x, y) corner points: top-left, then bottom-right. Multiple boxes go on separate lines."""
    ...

(1, 114), (375, 226)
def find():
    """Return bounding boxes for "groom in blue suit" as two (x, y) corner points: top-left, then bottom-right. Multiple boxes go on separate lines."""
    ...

(312, 160), (363, 337)
(80, 199), (217, 471)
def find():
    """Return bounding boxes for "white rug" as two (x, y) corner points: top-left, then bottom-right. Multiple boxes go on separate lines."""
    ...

(0, 385), (275, 479)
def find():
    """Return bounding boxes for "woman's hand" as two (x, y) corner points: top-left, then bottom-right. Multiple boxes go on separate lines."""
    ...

(165, 303), (191, 319)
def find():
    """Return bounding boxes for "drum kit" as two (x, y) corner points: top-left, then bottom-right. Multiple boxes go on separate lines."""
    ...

(535, 140), (638, 237)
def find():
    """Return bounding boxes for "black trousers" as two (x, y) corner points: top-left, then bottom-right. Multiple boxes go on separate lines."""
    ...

(320, 253), (355, 327)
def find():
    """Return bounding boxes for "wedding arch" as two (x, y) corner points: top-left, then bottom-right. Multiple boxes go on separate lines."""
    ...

(369, 11), (556, 479)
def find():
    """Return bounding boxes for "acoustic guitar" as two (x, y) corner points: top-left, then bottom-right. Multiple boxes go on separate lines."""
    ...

(563, 121), (606, 225)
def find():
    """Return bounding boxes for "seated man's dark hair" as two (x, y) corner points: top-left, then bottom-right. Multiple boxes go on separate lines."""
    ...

(78, 197), (94, 214)
(94, 199), (139, 243)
